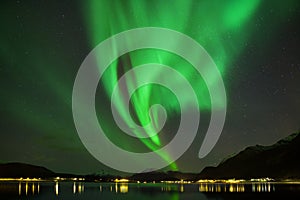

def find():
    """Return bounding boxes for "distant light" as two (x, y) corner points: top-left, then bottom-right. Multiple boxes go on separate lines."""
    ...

(114, 179), (129, 183)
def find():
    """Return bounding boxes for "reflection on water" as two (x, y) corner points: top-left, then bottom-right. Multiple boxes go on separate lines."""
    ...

(10, 181), (294, 196)
(199, 182), (276, 193)
(17, 181), (89, 196)
(18, 181), (40, 196)
(200, 183), (244, 192)
(74, 182), (84, 194)
(72, 182), (85, 194)
(119, 183), (129, 193)
(0, 181), (299, 199)
(180, 184), (184, 192)
(199, 183), (245, 192)
(55, 182), (59, 196)
(251, 182), (275, 192)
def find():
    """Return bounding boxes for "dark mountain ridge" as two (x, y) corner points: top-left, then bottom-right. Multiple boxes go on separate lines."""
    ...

(199, 132), (300, 179)
(0, 162), (55, 178)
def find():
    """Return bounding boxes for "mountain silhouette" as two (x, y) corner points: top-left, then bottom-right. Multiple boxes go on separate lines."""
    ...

(0, 162), (55, 178)
(198, 132), (300, 179)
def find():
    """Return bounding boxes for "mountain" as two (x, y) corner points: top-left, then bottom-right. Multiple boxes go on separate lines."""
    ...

(0, 162), (55, 178)
(199, 132), (300, 179)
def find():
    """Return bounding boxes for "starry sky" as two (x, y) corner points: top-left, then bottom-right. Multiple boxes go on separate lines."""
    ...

(0, 0), (299, 175)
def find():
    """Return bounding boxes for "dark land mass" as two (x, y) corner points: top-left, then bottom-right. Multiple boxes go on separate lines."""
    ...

(0, 162), (120, 181)
(0, 132), (299, 181)
(198, 132), (300, 179)
(0, 163), (55, 178)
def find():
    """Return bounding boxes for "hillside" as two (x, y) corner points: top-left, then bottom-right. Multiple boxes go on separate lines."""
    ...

(199, 132), (300, 179)
(0, 162), (55, 178)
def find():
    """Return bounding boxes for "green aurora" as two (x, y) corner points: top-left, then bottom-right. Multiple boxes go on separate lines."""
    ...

(0, 0), (299, 174)
(82, 0), (261, 170)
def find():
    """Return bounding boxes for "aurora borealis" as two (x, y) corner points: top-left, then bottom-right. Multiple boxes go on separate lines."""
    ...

(0, 0), (300, 174)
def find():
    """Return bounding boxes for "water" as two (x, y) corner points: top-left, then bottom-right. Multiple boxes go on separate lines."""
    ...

(0, 181), (300, 199)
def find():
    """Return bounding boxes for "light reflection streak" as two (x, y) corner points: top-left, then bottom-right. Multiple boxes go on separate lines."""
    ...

(78, 182), (83, 194)
(32, 183), (35, 194)
(18, 182), (21, 195)
(25, 182), (28, 195)
(13, 181), (283, 196)
(72, 182), (84, 194)
(18, 182), (40, 196)
(199, 183), (276, 193)
(115, 183), (118, 193)
(198, 183), (235, 192)
(113, 183), (128, 193)
(119, 183), (128, 193)
(73, 182), (76, 194)
(161, 185), (172, 192)
(55, 182), (59, 196)
(180, 184), (184, 192)
(251, 183), (275, 192)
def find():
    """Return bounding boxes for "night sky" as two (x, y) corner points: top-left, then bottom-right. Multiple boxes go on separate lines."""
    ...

(0, 0), (299, 175)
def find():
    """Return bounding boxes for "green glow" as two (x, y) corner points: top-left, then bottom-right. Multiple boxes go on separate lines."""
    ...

(0, 0), (298, 173)
(82, 0), (262, 170)
(223, 0), (261, 29)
